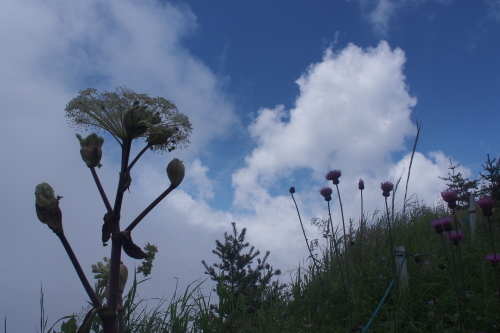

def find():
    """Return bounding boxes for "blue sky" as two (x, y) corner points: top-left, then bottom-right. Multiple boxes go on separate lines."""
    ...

(1, 0), (499, 331)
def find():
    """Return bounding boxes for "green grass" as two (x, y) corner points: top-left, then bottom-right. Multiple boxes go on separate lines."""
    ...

(30, 202), (500, 333)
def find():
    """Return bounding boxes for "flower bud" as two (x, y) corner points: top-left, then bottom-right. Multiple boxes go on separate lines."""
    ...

(76, 133), (104, 168)
(123, 102), (149, 139)
(147, 127), (175, 146)
(35, 183), (63, 234)
(289, 187), (295, 194)
(167, 158), (185, 188)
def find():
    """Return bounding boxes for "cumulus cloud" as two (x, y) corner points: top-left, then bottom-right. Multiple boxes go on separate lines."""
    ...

(229, 41), (470, 271)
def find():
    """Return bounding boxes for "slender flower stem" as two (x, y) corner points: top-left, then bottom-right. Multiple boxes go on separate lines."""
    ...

(90, 167), (113, 213)
(335, 184), (352, 328)
(290, 192), (319, 269)
(56, 232), (102, 308)
(127, 143), (152, 172)
(384, 198), (396, 276)
(486, 215), (500, 305)
(359, 189), (364, 264)
(326, 201), (348, 326)
(440, 234), (464, 333)
(451, 209), (467, 319)
(125, 185), (175, 232)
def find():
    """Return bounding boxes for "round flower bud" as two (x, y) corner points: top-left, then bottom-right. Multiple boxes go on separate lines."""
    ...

(167, 158), (185, 188)
(35, 183), (63, 234)
(358, 179), (365, 190)
(289, 187), (295, 194)
(381, 182), (394, 197)
(76, 133), (104, 168)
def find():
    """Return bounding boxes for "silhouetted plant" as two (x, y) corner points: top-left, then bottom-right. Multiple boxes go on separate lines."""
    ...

(34, 87), (191, 333)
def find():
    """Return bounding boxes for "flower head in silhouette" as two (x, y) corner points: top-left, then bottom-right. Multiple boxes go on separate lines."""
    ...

(326, 170), (342, 185)
(320, 187), (333, 201)
(380, 182), (393, 197)
(441, 189), (458, 209)
(358, 179), (365, 190)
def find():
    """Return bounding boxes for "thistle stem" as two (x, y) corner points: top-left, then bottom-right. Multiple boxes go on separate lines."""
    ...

(290, 192), (318, 268)
(335, 184), (352, 328)
(90, 167), (113, 213)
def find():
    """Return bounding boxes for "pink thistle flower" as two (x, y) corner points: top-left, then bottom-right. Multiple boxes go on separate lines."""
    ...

(326, 170), (341, 185)
(430, 217), (453, 234)
(477, 196), (495, 216)
(441, 189), (458, 209)
(486, 253), (500, 267)
(446, 230), (465, 245)
(438, 262), (445, 270)
(380, 182), (393, 197)
(319, 187), (332, 201)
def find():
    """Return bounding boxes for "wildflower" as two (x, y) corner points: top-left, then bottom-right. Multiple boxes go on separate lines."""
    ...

(381, 256), (386, 261)
(424, 260), (430, 265)
(477, 196), (495, 216)
(380, 182), (394, 197)
(65, 87), (192, 153)
(76, 133), (104, 168)
(486, 253), (500, 267)
(427, 300), (435, 306)
(358, 178), (364, 190)
(438, 262), (445, 270)
(413, 254), (421, 263)
(446, 230), (465, 246)
(430, 217), (453, 234)
(325, 170), (341, 185)
(350, 240), (356, 246)
(35, 183), (63, 234)
(319, 187), (333, 201)
(289, 187), (296, 194)
(441, 189), (458, 209)
(167, 158), (185, 188)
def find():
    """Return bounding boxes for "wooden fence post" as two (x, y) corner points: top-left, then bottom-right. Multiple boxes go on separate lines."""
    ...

(469, 193), (476, 239)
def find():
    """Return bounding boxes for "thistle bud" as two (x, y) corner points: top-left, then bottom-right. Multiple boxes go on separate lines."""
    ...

(76, 133), (104, 168)
(35, 183), (63, 234)
(167, 158), (185, 188)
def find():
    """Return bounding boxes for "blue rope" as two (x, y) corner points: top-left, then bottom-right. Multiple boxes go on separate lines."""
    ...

(361, 242), (450, 333)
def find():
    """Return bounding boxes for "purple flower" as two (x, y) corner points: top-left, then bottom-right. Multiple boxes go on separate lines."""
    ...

(446, 230), (465, 245)
(477, 196), (495, 216)
(413, 254), (421, 263)
(320, 187), (333, 201)
(380, 182), (394, 197)
(427, 300), (435, 306)
(326, 170), (342, 185)
(430, 217), (453, 234)
(358, 178), (364, 190)
(438, 262), (445, 270)
(486, 253), (500, 267)
(441, 189), (458, 209)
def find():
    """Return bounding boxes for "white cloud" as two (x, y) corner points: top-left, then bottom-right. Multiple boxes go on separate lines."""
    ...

(0, 0), (237, 330)
(355, 0), (451, 36)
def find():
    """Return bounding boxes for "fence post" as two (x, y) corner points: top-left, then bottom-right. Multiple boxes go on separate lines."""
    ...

(469, 193), (476, 239)
(395, 246), (408, 292)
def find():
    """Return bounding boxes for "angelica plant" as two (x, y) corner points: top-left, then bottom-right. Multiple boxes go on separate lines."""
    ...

(34, 87), (192, 333)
